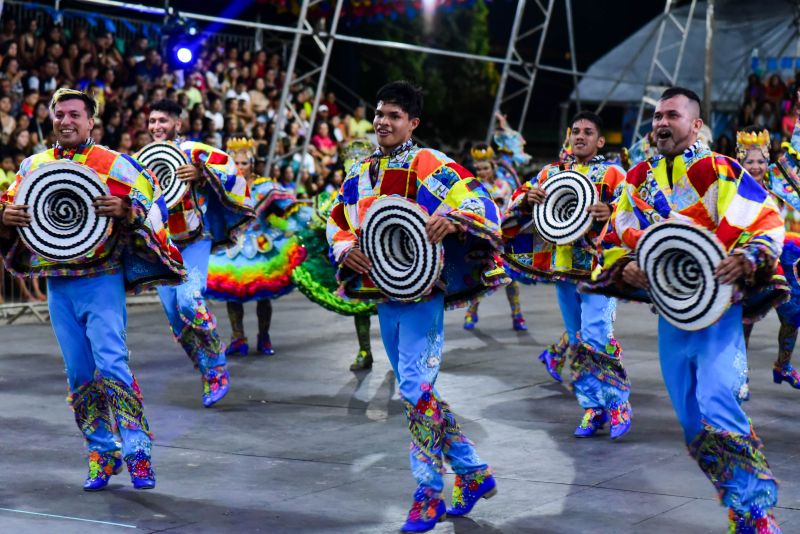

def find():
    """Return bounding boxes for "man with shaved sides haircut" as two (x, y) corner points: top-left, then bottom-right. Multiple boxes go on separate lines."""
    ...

(586, 87), (784, 532)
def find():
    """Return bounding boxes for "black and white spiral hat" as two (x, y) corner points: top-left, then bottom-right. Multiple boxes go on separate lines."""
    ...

(360, 196), (444, 302)
(636, 219), (733, 331)
(15, 161), (112, 262)
(532, 170), (598, 245)
(136, 142), (188, 209)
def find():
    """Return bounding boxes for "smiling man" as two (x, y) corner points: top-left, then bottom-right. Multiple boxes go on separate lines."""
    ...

(0, 88), (184, 491)
(327, 81), (505, 532)
(142, 99), (254, 408)
(503, 111), (630, 439)
(588, 87), (785, 532)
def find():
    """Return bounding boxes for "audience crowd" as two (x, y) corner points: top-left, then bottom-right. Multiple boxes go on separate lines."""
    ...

(0, 15), (376, 203)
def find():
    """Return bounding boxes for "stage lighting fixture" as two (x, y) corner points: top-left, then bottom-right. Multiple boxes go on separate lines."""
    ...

(176, 46), (193, 64)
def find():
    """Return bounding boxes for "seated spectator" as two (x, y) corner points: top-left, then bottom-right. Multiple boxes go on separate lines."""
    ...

(782, 101), (799, 139)
(0, 93), (16, 144)
(17, 19), (38, 66)
(186, 116), (204, 142)
(205, 95), (224, 130)
(19, 88), (38, 118)
(764, 73), (787, 105)
(347, 103), (373, 138)
(756, 101), (778, 132)
(311, 121), (337, 165)
(117, 131), (133, 154)
(29, 100), (52, 151)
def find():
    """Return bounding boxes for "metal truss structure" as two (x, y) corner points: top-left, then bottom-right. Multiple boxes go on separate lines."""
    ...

(630, 0), (698, 142)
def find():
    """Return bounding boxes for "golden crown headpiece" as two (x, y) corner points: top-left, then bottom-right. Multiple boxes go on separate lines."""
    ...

(735, 129), (770, 161)
(226, 137), (255, 154)
(470, 145), (495, 162)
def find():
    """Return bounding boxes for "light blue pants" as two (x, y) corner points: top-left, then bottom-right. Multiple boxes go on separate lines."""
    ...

(556, 281), (629, 409)
(157, 238), (226, 376)
(48, 271), (152, 457)
(658, 304), (777, 513)
(378, 293), (487, 493)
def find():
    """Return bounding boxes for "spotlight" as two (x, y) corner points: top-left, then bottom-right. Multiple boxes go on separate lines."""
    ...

(176, 46), (193, 64)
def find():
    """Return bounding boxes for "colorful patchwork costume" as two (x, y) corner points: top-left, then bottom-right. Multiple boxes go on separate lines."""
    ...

(1, 141), (185, 490)
(206, 138), (309, 357)
(141, 139), (254, 407)
(738, 126), (800, 391)
(463, 142), (527, 332)
(583, 140), (784, 530)
(327, 140), (505, 530)
(504, 154), (631, 438)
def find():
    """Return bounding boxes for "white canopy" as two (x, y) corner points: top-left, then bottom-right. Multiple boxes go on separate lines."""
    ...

(572, 0), (800, 108)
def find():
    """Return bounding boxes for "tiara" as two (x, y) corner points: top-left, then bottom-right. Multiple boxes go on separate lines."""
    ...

(226, 137), (255, 153)
(471, 146), (495, 162)
(735, 129), (770, 149)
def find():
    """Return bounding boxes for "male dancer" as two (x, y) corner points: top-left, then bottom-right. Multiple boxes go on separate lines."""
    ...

(327, 81), (504, 532)
(0, 88), (184, 490)
(589, 87), (783, 532)
(145, 99), (253, 407)
(504, 111), (630, 439)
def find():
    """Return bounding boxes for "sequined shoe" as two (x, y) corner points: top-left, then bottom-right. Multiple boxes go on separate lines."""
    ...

(609, 402), (632, 440)
(728, 505), (782, 533)
(447, 469), (497, 517)
(83, 450), (123, 491)
(401, 487), (447, 533)
(463, 310), (478, 330)
(225, 337), (249, 356)
(349, 349), (373, 371)
(512, 313), (528, 331)
(202, 365), (230, 408)
(574, 407), (608, 438)
(773, 364), (800, 389)
(538, 349), (565, 383)
(124, 450), (155, 490)
(256, 333), (275, 356)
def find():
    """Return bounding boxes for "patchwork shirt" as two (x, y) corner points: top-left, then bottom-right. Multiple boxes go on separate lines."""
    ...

(326, 140), (506, 308)
(141, 139), (254, 249)
(1, 142), (185, 292)
(585, 141), (784, 306)
(503, 156), (626, 281)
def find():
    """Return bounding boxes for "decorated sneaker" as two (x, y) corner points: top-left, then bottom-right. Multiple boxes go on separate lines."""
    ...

(83, 450), (123, 491)
(728, 505), (782, 533)
(349, 349), (373, 371)
(124, 450), (155, 490)
(447, 468), (497, 517)
(773, 364), (800, 389)
(401, 487), (446, 533)
(463, 310), (478, 330)
(256, 333), (275, 356)
(574, 408), (608, 438)
(225, 337), (249, 356)
(538, 348), (565, 383)
(202, 365), (230, 408)
(609, 402), (632, 440)
(512, 313), (528, 331)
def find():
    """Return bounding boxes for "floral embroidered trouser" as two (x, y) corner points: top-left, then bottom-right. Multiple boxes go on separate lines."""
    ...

(555, 281), (629, 409)
(658, 304), (778, 513)
(48, 272), (152, 458)
(378, 293), (487, 493)
(157, 239), (226, 377)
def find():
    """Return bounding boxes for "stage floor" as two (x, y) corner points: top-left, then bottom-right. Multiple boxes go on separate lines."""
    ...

(1, 283), (798, 533)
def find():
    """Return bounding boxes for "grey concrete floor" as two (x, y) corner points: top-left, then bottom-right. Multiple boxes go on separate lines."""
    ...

(1, 283), (799, 533)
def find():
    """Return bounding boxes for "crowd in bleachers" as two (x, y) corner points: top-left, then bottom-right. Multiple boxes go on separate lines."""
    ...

(0, 15), (377, 202)
(714, 72), (800, 158)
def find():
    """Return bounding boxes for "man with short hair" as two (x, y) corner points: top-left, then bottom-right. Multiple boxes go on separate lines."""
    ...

(144, 99), (254, 407)
(587, 87), (784, 532)
(504, 111), (631, 439)
(0, 88), (184, 491)
(327, 81), (503, 532)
